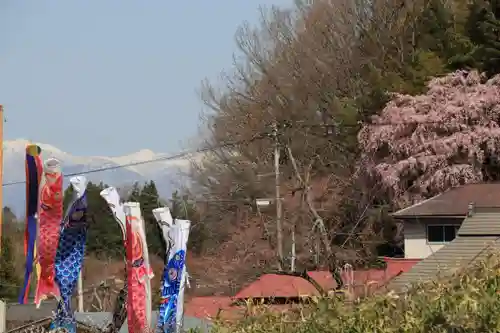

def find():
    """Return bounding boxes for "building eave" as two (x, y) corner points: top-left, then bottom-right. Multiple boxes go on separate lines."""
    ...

(392, 214), (466, 220)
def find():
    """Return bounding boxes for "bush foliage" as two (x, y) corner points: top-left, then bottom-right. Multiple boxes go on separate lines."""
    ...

(213, 254), (500, 332)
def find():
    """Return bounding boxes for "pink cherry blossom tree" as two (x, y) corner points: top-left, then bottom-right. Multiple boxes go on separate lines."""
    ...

(358, 70), (500, 207)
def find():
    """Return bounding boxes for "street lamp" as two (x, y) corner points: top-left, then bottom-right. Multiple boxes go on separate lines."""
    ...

(255, 198), (273, 208)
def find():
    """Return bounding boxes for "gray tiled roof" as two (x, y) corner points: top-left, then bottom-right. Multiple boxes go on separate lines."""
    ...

(457, 209), (500, 235)
(6, 302), (212, 333)
(6, 301), (58, 322)
(392, 183), (500, 217)
(6, 312), (112, 333)
(118, 312), (212, 333)
(75, 312), (113, 331)
(387, 211), (500, 292)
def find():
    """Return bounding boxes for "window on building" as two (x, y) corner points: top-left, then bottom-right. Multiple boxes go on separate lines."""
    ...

(427, 225), (460, 243)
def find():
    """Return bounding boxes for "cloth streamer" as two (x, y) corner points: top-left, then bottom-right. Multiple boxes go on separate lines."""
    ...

(100, 187), (128, 332)
(35, 158), (63, 307)
(153, 207), (190, 333)
(49, 176), (88, 333)
(19, 144), (43, 304)
(124, 202), (154, 333)
(100, 187), (126, 238)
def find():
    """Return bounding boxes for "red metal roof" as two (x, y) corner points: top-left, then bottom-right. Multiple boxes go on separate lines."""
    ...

(185, 260), (422, 320)
(234, 273), (325, 299)
(184, 296), (301, 321)
(184, 296), (233, 318)
(383, 257), (421, 276)
(234, 262), (422, 300)
(307, 271), (337, 290)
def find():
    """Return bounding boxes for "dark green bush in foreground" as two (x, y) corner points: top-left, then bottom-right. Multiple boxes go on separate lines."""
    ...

(213, 254), (500, 332)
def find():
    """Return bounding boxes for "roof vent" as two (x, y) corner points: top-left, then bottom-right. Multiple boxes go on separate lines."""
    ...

(467, 202), (475, 217)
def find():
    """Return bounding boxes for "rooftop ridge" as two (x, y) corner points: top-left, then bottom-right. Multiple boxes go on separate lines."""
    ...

(392, 183), (500, 218)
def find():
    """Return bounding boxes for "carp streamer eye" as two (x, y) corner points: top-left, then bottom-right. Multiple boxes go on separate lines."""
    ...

(168, 268), (178, 281)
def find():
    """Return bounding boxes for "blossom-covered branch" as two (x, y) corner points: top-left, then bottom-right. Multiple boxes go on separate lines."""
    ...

(359, 70), (500, 206)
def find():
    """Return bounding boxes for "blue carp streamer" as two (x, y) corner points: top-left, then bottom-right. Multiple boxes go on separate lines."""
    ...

(49, 176), (88, 333)
(153, 208), (190, 333)
(19, 144), (43, 304)
(158, 249), (186, 332)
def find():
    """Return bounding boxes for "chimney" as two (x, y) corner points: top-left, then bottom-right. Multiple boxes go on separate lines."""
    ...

(467, 202), (475, 217)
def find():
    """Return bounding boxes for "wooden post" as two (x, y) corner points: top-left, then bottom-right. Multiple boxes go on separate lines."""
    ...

(0, 108), (4, 332)
(77, 272), (84, 312)
(0, 105), (4, 255)
(0, 300), (5, 333)
(0, 109), (4, 330)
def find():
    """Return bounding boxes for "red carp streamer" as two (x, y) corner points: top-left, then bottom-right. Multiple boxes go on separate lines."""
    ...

(35, 158), (64, 307)
(124, 202), (154, 333)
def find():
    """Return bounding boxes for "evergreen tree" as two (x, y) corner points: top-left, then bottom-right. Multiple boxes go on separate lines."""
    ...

(0, 237), (19, 300)
(137, 181), (164, 256)
(3, 206), (17, 226)
(127, 182), (141, 202)
(64, 181), (124, 258)
(356, 0), (475, 115)
(0, 209), (21, 301)
(416, 0), (454, 57)
(465, 0), (500, 76)
(170, 191), (205, 255)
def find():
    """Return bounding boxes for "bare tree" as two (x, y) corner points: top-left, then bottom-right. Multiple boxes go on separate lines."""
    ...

(189, 0), (431, 270)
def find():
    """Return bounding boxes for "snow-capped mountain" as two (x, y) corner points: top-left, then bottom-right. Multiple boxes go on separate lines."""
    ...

(3, 139), (199, 216)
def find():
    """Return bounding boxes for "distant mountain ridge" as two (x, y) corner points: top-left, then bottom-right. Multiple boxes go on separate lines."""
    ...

(3, 139), (196, 216)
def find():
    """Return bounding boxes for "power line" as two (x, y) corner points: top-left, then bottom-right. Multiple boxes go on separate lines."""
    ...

(290, 119), (490, 128)
(1, 119), (463, 188)
(2, 133), (271, 187)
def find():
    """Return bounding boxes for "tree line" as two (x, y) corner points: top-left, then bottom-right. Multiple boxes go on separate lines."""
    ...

(63, 181), (203, 258)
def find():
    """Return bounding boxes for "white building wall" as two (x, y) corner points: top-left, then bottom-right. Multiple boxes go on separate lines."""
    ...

(403, 217), (464, 259)
(404, 222), (445, 259)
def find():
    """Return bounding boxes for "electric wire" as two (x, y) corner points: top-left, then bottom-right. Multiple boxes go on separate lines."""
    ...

(2, 132), (271, 187)
(2, 119), (472, 188)
(2, 119), (463, 187)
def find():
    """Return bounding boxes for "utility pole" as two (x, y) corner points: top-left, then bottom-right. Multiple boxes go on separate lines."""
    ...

(273, 122), (284, 271)
(290, 220), (296, 272)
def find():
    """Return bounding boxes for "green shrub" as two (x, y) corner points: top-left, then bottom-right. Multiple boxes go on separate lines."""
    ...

(213, 253), (500, 332)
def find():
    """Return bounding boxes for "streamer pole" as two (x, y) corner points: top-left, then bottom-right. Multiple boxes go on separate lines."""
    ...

(78, 272), (84, 312)
(0, 105), (5, 255)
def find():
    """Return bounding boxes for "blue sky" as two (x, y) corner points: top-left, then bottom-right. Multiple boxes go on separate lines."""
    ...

(0, 0), (292, 156)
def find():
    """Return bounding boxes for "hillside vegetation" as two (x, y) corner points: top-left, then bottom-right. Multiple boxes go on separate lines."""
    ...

(213, 253), (500, 332)
(188, 0), (500, 274)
